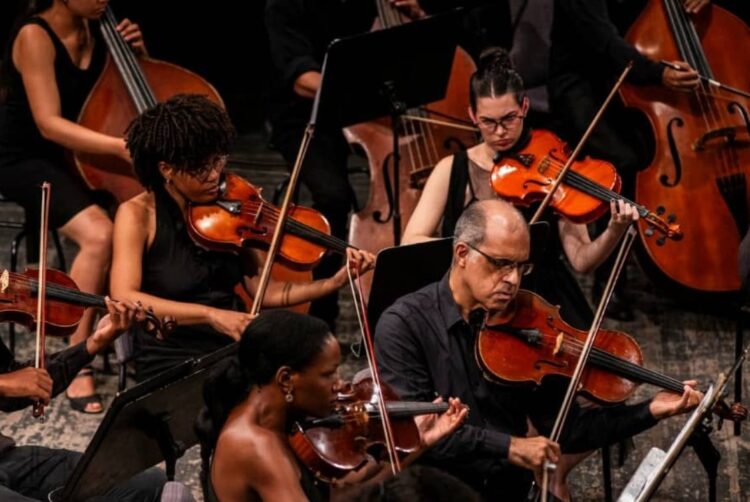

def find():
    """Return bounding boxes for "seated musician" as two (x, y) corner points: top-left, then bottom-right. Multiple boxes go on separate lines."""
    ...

(111, 94), (373, 382)
(0, 300), (167, 501)
(0, 0), (147, 413)
(402, 47), (638, 331)
(194, 309), (467, 502)
(375, 199), (702, 501)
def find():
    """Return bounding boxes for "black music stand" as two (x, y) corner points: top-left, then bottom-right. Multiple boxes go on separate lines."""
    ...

(312, 12), (462, 245)
(51, 343), (238, 502)
(368, 238), (454, 328)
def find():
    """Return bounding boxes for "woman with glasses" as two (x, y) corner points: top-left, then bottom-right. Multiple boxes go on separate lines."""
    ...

(110, 94), (374, 382)
(402, 48), (637, 330)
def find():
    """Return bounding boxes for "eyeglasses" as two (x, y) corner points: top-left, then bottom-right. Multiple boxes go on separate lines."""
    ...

(476, 112), (525, 133)
(465, 242), (534, 276)
(191, 154), (229, 182)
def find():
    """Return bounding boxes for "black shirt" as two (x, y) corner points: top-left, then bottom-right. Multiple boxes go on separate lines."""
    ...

(265, 0), (377, 136)
(374, 274), (658, 498)
(0, 339), (94, 453)
(549, 0), (663, 98)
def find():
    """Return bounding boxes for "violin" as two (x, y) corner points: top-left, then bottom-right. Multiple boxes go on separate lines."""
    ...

(289, 371), (448, 482)
(477, 289), (688, 404)
(187, 173), (352, 270)
(490, 129), (682, 241)
(0, 268), (174, 339)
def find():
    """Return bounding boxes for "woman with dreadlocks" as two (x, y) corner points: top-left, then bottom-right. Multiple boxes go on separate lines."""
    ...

(111, 94), (374, 382)
(0, 0), (147, 413)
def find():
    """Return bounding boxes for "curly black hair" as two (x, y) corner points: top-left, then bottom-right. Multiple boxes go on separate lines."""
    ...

(125, 93), (236, 191)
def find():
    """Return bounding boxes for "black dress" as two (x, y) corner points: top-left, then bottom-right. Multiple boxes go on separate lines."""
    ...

(441, 132), (594, 330)
(133, 189), (245, 382)
(0, 17), (106, 229)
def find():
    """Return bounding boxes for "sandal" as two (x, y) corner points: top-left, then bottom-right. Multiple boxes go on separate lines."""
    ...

(65, 367), (103, 415)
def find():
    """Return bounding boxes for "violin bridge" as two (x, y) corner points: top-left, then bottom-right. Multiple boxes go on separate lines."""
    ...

(0, 270), (8, 293)
(553, 332), (564, 356)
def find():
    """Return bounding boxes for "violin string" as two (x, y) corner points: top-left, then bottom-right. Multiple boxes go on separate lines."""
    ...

(7, 272), (105, 307)
(237, 210), (349, 253)
(236, 202), (351, 252)
(529, 332), (685, 392)
(536, 157), (649, 213)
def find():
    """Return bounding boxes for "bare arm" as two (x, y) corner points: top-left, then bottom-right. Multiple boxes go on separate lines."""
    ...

(293, 70), (321, 99)
(110, 198), (253, 339)
(244, 248), (375, 308)
(12, 25), (129, 160)
(558, 200), (638, 274)
(402, 155), (454, 244)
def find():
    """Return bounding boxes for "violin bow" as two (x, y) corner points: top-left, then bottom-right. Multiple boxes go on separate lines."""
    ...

(529, 62), (633, 225)
(32, 182), (51, 420)
(347, 265), (403, 474)
(534, 226), (638, 502)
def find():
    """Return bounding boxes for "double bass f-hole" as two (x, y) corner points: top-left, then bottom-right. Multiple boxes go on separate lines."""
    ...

(373, 152), (396, 225)
(663, 117), (685, 187)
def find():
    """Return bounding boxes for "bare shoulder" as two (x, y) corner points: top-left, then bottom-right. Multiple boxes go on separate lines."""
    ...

(117, 192), (154, 222)
(217, 422), (289, 467)
(13, 23), (55, 61)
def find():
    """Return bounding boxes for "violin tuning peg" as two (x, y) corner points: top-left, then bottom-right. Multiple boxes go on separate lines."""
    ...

(656, 236), (666, 246)
(644, 227), (655, 237)
(656, 206), (666, 216)
(667, 214), (677, 224)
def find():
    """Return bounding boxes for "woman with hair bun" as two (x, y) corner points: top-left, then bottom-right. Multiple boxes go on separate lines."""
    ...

(402, 47), (638, 330)
(195, 309), (467, 502)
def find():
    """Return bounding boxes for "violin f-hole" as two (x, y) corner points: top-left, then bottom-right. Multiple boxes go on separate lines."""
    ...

(534, 359), (567, 371)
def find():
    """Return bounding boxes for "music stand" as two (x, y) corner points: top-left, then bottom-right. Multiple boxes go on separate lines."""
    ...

(368, 238), (454, 328)
(52, 343), (238, 502)
(312, 12), (462, 244)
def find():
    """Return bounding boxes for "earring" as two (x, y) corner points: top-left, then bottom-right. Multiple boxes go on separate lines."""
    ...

(165, 178), (172, 185)
(285, 390), (294, 403)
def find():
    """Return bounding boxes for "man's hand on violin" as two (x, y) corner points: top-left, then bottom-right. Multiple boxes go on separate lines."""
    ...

(661, 60), (700, 91)
(330, 249), (376, 288)
(86, 298), (144, 355)
(415, 397), (468, 448)
(207, 308), (256, 341)
(0, 367), (53, 403)
(607, 199), (639, 234)
(116, 19), (148, 57)
(389, 0), (426, 20)
(508, 436), (561, 475)
(649, 380), (703, 419)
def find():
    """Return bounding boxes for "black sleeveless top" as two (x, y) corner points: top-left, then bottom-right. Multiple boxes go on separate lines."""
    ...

(133, 189), (246, 381)
(441, 131), (594, 329)
(0, 17), (106, 164)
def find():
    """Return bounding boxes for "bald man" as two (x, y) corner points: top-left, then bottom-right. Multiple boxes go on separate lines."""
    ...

(374, 199), (702, 501)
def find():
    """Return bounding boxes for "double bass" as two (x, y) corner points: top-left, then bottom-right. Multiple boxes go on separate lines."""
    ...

(620, 1), (750, 294)
(73, 6), (222, 203)
(346, 1), (478, 296)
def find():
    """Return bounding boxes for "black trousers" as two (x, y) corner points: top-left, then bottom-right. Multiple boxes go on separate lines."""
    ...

(273, 127), (355, 331)
(0, 446), (166, 501)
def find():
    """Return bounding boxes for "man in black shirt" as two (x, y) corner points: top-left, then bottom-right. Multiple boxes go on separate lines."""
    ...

(374, 199), (702, 501)
(0, 300), (166, 501)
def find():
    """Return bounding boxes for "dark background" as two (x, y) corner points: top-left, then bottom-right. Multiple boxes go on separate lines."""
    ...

(1, 0), (748, 133)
